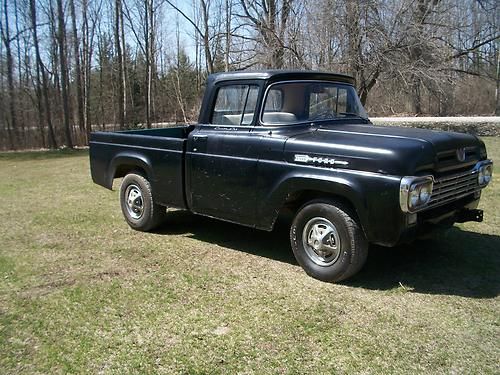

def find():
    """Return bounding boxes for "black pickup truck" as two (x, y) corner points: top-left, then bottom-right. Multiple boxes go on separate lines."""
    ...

(90, 70), (493, 282)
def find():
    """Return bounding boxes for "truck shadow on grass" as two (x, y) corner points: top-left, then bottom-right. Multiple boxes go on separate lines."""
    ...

(158, 210), (297, 265)
(157, 210), (500, 299)
(349, 229), (500, 299)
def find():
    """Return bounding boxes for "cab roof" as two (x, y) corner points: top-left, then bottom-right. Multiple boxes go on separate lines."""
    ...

(208, 70), (355, 85)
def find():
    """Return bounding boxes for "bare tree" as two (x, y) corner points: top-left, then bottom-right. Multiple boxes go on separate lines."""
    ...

(114, 0), (126, 129)
(496, 50), (499, 115)
(238, 0), (297, 68)
(82, 0), (100, 139)
(69, 0), (85, 134)
(30, 0), (58, 148)
(145, 0), (155, 127)
(0, 0), (19, 148)
(56, 0), (73, 147)
(224, 0), (231, 70)
(165, 0), (218, 73)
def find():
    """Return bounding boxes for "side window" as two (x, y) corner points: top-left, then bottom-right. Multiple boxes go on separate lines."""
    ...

(264, 88), (283, 112)
(337, 88), (348, 113)
(262, 86), (299, 124)
(242, 86), (259, 125)
(210, 85), (259, 126)
(309, 85), (337, 118)
(308, 86), (349, 118)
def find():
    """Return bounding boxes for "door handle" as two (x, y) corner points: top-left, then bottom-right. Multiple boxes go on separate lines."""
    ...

(192, 134), (208, 152)
(193, 135), (208, 141)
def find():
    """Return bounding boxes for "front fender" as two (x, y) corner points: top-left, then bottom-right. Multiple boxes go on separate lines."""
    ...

(258, 171), (365, 227)
(258, 167), (402, 244)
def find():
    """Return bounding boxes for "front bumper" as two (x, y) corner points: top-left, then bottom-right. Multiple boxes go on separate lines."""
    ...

(397, 195), (482, 244)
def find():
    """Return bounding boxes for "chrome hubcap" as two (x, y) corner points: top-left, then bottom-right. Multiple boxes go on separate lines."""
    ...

(302, 217), (341, 266)
(125, 184), (144, 219)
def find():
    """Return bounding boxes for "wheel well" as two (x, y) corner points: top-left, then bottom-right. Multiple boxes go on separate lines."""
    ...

(113, 164), (147, 179)
(277, 190), (360, 225)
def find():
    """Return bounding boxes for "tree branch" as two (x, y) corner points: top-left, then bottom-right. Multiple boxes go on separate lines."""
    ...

(164, 0), (205, 38)
(451, 34), (500, 59)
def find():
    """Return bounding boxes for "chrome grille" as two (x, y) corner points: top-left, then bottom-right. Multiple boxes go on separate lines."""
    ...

(429, 169), (479, 209)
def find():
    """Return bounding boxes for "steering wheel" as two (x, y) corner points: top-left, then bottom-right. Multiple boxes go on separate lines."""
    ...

(309, 109), (337, 121)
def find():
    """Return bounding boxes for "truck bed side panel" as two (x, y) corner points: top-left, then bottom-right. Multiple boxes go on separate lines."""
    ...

(89, 131), (187, 209)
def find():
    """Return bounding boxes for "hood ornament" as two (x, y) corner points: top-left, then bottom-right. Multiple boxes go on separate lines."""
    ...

(456, 148), (466, 162)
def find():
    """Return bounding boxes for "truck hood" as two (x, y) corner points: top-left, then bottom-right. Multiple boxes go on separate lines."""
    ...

(284, 123), (483, 175)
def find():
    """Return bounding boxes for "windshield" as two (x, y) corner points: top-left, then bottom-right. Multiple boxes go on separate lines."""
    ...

(261, 81), (368, 125)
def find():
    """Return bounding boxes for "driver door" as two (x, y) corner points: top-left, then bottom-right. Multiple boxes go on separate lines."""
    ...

(187, 83), (262, 225)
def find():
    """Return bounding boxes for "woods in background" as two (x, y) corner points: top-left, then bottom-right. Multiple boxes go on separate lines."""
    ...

(0, 0), (498, 150)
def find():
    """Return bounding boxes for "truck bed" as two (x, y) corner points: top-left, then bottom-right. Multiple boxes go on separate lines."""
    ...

(89, 125), (192, 209)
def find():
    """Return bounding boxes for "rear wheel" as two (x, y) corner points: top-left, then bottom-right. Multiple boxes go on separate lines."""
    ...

(120, 173), (165, 231)
(290, 201), (368, 282)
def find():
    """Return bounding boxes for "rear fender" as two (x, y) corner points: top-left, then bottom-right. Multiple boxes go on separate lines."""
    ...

(107, 152), (155, 189)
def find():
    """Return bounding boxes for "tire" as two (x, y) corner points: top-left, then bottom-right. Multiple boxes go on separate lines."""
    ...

(290, 201), (368, 282)
(119, 172), (166, 231)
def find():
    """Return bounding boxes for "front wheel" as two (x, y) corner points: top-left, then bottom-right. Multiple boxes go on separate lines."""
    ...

(290, 201), (368, 282)
(120, 173), (165, 231)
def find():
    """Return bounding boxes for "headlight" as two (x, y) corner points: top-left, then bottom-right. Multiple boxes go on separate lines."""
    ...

(419, 183), (432, 202)
(478, 163), (492, 186)
(400, 176), (434, 213)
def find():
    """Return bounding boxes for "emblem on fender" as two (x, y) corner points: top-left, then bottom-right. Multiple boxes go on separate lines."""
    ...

(294, 154), (349, 166)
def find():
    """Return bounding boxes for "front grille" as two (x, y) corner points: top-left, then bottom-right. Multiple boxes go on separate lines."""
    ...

(437, 147), (475, 163)
(435, 147), (478, 174)
(428, 169), (479, 209)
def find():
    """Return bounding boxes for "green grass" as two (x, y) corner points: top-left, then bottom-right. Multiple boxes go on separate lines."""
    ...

(1, 139), (499, 374)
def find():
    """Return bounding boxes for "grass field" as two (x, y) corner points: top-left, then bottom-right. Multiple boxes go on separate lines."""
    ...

(1, 139), (499, 374)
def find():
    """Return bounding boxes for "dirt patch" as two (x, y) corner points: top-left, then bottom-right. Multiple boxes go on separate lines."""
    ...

(19, 278), (77, 299)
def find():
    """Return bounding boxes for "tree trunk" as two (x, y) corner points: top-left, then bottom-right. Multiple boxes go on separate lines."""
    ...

(30, 0), (57, 149)
(359, 70), (380, 106)
(34, 65), (46, 148)
(346, 0), (361, 79)
(69, 0), (85, 135)
(268, 0), (278, 67)
(412, 78), (422, 114)
(120, 0), (128, 126)
(239, 0), (289, 69)
(82, 0), (93, 140)
(496, 50), (500, 116)
(144, 0), (152, 128)
(408, 0), (433, 115)
(200, 0), (214, 73)
(0, 51), (14, 149)
(1, 0), (19, 149)
(56, 0), (73, 148)
(13, 0), (26, 146)
(224, 0), (231, 71)
(114, 0), (125, 129)
(97, 36), (105, 129)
